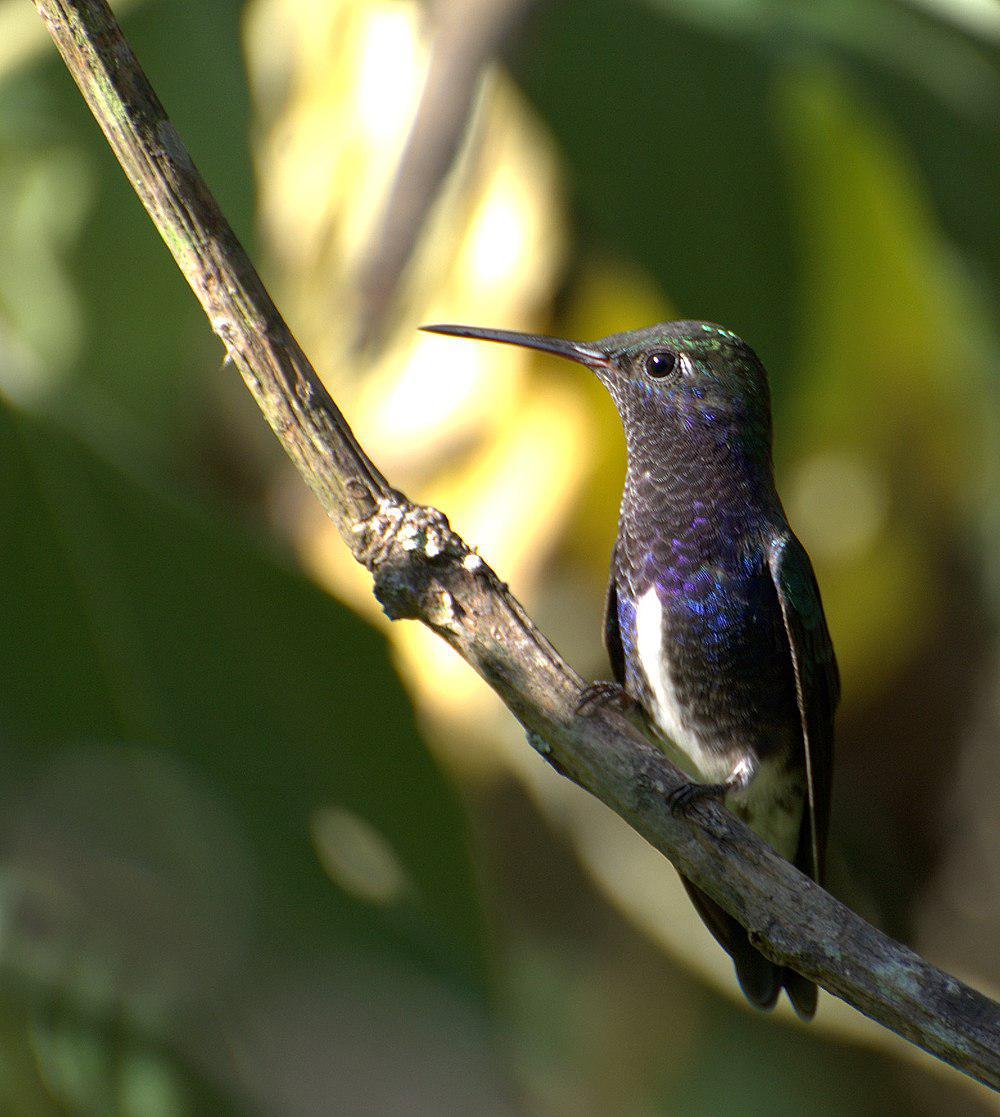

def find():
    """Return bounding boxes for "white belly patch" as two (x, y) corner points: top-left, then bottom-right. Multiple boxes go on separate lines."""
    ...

(634, 586), (729, 782)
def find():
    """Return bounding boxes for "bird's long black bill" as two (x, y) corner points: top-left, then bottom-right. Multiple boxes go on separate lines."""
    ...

(420, 323), (608, 367)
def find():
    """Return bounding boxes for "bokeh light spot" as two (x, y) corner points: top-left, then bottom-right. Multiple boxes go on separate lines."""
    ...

(311, 806), (411, 905)
(356, 7), (422, 144)
(787, 450), (887, 562)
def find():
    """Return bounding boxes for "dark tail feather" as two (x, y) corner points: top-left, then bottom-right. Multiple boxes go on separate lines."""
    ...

(680, 876), (816, 1018)
(782, 966), (817, 1019)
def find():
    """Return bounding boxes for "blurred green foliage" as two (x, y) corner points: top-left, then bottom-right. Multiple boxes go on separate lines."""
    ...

(2, 0), (999, 1112)
(0, 395), (491, 1110)
(0, 0), (253, 448)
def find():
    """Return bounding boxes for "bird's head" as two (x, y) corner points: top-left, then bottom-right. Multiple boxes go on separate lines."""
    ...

(421, 320), (773, 455)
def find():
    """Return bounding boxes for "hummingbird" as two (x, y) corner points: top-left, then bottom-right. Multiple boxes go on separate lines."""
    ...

(421, 320), (839, 1017)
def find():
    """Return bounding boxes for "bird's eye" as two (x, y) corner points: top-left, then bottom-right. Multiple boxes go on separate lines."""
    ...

(644, 350), (677, 379)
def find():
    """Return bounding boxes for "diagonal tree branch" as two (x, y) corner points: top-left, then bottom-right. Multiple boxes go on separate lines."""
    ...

(32, 0), (1000, 1090)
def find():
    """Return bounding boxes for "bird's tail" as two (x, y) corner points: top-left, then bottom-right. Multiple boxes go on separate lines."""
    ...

(680, 875), (816, 1019)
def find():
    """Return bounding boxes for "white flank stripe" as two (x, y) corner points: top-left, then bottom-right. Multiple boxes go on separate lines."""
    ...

(634, 586), (725, 781)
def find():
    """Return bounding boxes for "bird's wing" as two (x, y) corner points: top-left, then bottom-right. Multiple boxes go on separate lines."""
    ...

(768, 534), (840, 883)
(603, 544), (626, 686)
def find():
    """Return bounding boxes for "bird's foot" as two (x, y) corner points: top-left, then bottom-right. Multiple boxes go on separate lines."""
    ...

(576, 680), (635, 717)
(665, 780), (731, 816)
(665, 758), (754, 816)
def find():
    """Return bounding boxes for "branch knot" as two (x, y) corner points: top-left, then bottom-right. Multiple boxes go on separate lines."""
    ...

(354, 495), (484, 624)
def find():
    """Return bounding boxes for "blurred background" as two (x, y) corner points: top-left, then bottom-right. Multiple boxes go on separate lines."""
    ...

(2, 0), (999, 1112)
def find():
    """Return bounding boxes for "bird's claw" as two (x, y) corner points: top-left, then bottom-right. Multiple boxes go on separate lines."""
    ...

(665, 780), (729, 816)
(576, 681), (635, 717)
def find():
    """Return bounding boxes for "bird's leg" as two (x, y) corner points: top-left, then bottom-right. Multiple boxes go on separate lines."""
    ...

(665, 757), (755, 816)
(576, 680), (637, 717)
